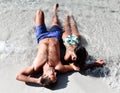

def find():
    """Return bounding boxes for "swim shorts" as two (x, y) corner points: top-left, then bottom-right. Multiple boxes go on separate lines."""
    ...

(36, 24), (62, 43)
(63, 34), (80, 45)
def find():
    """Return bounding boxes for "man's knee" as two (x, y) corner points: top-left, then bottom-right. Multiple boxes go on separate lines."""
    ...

(33, 64), (39, 71)
(36, 9), (44, 16)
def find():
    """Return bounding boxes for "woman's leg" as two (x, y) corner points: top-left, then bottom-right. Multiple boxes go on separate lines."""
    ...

(62, 15), (71, 40)
(70, 15), (80, 38)
(62, 15), (72, 61)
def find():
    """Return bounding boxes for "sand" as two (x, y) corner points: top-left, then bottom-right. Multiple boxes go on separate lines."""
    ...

(0, 0), (120, 93)
(0, 64), (117, 93)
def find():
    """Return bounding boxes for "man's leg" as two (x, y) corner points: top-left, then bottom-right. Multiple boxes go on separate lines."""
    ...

(52, 3), (59, 26)
(35, 9), (47, 43)
(70, 16), (80, 38)
(62, 15), (71, 40)
(35, 9), (45, 26)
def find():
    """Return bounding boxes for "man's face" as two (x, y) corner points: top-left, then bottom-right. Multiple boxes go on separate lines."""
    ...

(43, 69), (57, 83)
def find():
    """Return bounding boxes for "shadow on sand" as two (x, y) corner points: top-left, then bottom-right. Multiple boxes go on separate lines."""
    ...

(79, 54), (111, 78)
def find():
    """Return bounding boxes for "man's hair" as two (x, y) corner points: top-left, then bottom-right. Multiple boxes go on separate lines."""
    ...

(74, 46), (88, 66)
(41, 76), (57, 88)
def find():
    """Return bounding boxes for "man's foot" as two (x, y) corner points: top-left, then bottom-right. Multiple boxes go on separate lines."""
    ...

(53, 3), (59, 14)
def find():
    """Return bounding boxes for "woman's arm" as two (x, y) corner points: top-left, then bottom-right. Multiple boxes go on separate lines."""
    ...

(80, 59), (105, 70)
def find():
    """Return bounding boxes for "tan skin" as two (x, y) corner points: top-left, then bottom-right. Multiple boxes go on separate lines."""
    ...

(62, 15), (80, 61)
(62, 15), (105, 69)
(16, 3), (79, 85)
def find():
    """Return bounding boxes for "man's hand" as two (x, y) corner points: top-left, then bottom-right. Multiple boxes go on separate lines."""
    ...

(36, 76), (42, 85)
(70, 63), (80, 71)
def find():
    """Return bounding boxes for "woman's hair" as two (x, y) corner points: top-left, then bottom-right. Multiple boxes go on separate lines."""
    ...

(74, 46), (88, 66)
(41, 76), (57, 88)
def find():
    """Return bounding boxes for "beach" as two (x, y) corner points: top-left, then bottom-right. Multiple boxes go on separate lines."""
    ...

(0, 0), (120, 93)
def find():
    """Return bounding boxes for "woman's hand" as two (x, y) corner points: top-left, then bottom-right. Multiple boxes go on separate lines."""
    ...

(70, 63), (80, 71)
(95, 59), (105, 67)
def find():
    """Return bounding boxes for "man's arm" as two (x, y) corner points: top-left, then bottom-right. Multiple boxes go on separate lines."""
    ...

(16, 65), (41, 85)
(56, 63), (80, 73)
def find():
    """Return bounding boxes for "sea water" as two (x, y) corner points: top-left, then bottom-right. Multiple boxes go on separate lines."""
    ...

(0, 0), (120, 92)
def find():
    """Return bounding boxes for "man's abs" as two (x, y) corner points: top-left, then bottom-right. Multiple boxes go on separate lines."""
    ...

(38, 38), (61, 66)
(48, 38), (61, 65)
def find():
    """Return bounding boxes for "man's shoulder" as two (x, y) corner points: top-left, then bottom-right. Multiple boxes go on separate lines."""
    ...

(55, 62), (62, 69)
(55, 62), (66, 73)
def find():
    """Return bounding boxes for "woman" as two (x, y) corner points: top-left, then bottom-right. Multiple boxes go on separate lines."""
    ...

(62, 15), (105, 70)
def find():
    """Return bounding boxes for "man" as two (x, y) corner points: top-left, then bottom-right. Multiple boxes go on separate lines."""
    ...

(16, 3), (79, 88)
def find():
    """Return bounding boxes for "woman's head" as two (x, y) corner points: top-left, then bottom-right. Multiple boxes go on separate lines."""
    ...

(74, 46), (88, 66)
(64, 46), (77, 62)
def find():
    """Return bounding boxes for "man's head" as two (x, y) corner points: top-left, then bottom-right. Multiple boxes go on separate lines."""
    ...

(40, 76), (57, 88)
(74, 46), (88, 66)
(40, 68), (57, 88)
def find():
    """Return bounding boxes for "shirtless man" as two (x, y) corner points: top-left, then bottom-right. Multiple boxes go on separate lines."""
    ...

(16, 3), (79, 88)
